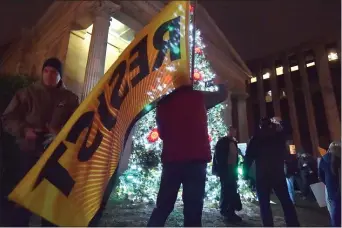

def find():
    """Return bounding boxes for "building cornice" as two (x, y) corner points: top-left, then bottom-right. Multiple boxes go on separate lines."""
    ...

(196, 4), (252, 79)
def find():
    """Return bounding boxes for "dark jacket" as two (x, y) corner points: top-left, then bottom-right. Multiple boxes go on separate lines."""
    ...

(212, 136), (237, 176)
(285, 154), (299, 177)
(156, 87), (211, 163)
(244, 122), (289, 180)
(319, 153), (340, 200)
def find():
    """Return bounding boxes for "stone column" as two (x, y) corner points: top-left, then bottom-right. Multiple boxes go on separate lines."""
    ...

(81, 1), (120, 100)
(235, 92), (249, 143)
(223, 91), (233, 126)
(269, 60), (281, 117)
(282, 54), (302, 150)
(56, 26), (71, 64)
(298, 51), (319, 157)
(256, 67), (267, 118)
(314, 44), (341, 141)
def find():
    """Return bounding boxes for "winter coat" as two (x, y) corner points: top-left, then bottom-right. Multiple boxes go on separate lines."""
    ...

(244, 122), (289, 181)
(319, 153), (340, 201)
(284, 154), (299, 177)
(156, 87), (211, 164)
(1, 80), (79, 155)
(0, 80), (79, 196)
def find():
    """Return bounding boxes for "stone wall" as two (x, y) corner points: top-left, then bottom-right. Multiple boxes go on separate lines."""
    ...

(0, 2), (83, 77)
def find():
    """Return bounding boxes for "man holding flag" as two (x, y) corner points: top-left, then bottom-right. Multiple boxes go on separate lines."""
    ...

(147, 84), (227, 227)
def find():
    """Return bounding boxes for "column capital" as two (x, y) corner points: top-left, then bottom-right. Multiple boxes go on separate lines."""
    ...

(91, 1), (121, 20)
(73, 1), (120, 30)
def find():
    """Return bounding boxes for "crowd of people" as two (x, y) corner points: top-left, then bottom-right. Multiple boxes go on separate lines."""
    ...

(147, 84), (341, 227)
(0, 57), (340, 227)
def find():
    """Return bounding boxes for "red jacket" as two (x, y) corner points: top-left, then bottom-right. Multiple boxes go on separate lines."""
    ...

(156, 87), (211, 163)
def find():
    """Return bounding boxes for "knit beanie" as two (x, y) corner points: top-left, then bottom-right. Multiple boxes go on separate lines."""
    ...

(42, 57), (63, 77)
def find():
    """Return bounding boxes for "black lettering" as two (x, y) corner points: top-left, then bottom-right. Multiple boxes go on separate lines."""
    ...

(130, 36), (150, 87)
(78, 124), (103, 162)
(97, 92), (116, 130)
(33, 143), (75, 197)
(110, 61), (129, 110)
(152, 16), (181, 71)
(108, 60), (127, 87)
(66, 111), (103, 162)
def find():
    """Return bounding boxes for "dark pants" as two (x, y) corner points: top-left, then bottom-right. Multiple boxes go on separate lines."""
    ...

(219, 165), (239, 214)
(300, 171), (316, 197)
(147, 162), (207, 227)
(256, 175), (300, 227)
(330, 194), (341, 227)
(0, 149), (57, 227)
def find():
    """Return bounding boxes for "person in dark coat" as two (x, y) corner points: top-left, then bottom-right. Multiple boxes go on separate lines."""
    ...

(147, 84), (227, 227)
(298, 153), (317, 198)
(284, 153), (299, 204)
(213, 126), (242, 222)
(319, 142), (341, 227)
(243, 117), (300, 227)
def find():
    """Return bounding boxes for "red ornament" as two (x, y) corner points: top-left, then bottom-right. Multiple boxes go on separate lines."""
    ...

(193, 69), (202, 81)
(148, 128), (159, 143)
(208, 135), (212, 142)
(195, 47), (202, 54)
(163, 74), (172, 84)
(190, 5), (194, 13)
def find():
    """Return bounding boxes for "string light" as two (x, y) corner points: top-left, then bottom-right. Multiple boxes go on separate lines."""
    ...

(114, 5), (255, 206)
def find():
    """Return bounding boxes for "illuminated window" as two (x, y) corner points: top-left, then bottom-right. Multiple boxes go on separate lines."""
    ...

(306, 62), (315, 67)
(290, 65), (299, 72)
(263, 72), (270, 79)
(328, 52), (338, 61)
(251, 77), (257, 83)
(265, 90), (272, 103)
(276, 66), (284, 75)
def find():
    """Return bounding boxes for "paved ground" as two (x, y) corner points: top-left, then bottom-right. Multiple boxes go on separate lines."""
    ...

(29, 194), (330, 227)
(97, 194), (330, 227)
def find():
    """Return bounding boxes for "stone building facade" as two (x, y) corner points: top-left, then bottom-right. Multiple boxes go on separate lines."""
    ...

(246, 37), (341, 157)
(0, 0), (252, 142)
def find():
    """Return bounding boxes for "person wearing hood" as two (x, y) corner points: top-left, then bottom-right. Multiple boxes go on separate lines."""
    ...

(0, 57), (79, 226)
(319, 141), (341, 227)
(243, 117), (300, 227)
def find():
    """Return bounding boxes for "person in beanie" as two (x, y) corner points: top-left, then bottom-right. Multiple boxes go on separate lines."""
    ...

(0, 57), (79, 226)
(243, 117), (300, 227)
(147, 84), (227, 227)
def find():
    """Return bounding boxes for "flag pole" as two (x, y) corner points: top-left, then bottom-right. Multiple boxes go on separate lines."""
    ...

(190, 0), (197, 84)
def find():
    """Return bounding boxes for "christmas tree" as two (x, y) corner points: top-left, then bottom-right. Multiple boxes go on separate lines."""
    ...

(114, 4), (254, 205)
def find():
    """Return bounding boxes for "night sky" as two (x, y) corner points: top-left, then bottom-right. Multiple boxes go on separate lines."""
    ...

(0, 0), (340, 61)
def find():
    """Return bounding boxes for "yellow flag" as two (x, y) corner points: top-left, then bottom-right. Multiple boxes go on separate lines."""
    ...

(9, 1), (190, 226)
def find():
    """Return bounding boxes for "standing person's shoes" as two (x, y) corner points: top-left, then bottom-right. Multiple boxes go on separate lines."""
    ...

(221, 210), (242, 223)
